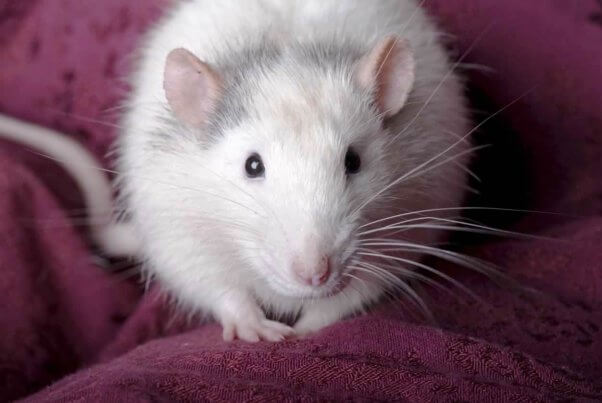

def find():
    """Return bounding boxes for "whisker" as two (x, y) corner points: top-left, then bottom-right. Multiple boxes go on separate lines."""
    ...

(388, 22), (496, 144)
(358, 240), (511, 285)
(357, 258), (457, 299)
(45, 107), (126, 130)
(351, 141), (486, 217)
(347, 266), (414, 316)
(342, 272), (371, 303)
(455, 62), (496, 74)
(404, 144), (489, 183)
(352, 262), (434, 321)
(359, 217), (560, 242)
(357, 249), (480, 302)
(355, 87), (535, 220)
(359, 206), (577, 230)
(101, 101), (165, 113)
(24, 148), (266, 217)
(451, 160), (481, 183)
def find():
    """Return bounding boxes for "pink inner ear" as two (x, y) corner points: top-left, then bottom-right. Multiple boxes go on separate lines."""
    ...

(164, 48), (221, 128)
(356, 36), (415, 118)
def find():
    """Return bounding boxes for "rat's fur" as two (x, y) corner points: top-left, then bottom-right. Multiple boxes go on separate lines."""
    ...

(117, 0), (470, 340)
(0, 0), (470, 342)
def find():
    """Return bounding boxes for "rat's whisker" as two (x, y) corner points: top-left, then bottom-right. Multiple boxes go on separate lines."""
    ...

(357, 258), (457, 300)
(388, 22), (495, 145)
(352, 141), (484, 217)
(356, 262), (434, 321)
(451, 159), (481, 183)
(359, 216), (558, 242)
(358, 240), (510, 285)
(24, 148), (267, 218)
(357, 249), (479, 302)
(342, 272), (371, 302)
(359, 206), (576, 230)
(354, 87), (535, 221)
(349, 264), (431, 319)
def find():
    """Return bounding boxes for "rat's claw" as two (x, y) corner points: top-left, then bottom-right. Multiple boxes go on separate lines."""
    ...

(221, 318), (295, 343)
(258, 319), (295, 342)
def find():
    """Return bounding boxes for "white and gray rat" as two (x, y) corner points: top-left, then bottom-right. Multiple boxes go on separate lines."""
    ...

(0, 0), (471, 342)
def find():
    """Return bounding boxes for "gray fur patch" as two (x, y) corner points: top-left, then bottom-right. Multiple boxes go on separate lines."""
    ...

(201, 38), (368, 145)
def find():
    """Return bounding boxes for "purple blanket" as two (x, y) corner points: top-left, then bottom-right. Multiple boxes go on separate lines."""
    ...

(1, 0), (601, 401)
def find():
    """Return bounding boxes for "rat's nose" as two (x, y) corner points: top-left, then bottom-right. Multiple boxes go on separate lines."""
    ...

(293, 255), (331, 287)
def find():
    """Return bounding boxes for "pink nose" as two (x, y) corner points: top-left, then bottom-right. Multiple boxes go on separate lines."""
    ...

(293, 256), (331, 287)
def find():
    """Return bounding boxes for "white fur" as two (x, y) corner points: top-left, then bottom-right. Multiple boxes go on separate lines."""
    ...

(0, 0), (471, 342)
(117, 0), (470, 341)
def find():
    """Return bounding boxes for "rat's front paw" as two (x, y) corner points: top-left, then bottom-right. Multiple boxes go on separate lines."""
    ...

(293, 304), (345, 338)
(221, 316), (295, 342)
(293, 314), (326, 338)
(214, 289), (295, 342)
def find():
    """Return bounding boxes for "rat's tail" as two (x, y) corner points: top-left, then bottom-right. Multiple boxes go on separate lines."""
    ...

(0, 113), (139, 257)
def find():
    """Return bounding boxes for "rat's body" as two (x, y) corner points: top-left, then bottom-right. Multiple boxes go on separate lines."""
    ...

(0, 0), (470, 341)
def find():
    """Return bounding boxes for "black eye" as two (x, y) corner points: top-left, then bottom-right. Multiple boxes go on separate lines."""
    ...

(245, 153), (265, 178)
(344, 147), (361, 175)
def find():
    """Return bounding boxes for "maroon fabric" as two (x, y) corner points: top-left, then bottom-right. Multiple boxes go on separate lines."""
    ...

(1, 0), (601, 401)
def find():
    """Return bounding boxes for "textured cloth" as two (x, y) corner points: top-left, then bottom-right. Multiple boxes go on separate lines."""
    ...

(1, 0), (601, 401)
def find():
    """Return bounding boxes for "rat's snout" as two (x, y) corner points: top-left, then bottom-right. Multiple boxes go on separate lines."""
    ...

(292, 254), (331, 287)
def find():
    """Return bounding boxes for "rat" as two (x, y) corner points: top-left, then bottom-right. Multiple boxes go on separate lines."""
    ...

(0, 0), (471, 342)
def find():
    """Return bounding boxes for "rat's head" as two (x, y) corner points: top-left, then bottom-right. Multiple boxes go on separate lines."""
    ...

(163, 37), (415, 298)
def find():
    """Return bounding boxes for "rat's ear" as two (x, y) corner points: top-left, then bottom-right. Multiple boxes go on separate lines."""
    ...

(164, 48), (222, 127)
(356, 36), (415, 118)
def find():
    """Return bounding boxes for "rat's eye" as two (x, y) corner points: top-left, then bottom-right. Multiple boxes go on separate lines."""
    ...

(245, 153), (265, 178)
(345, 147), (361, 175)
